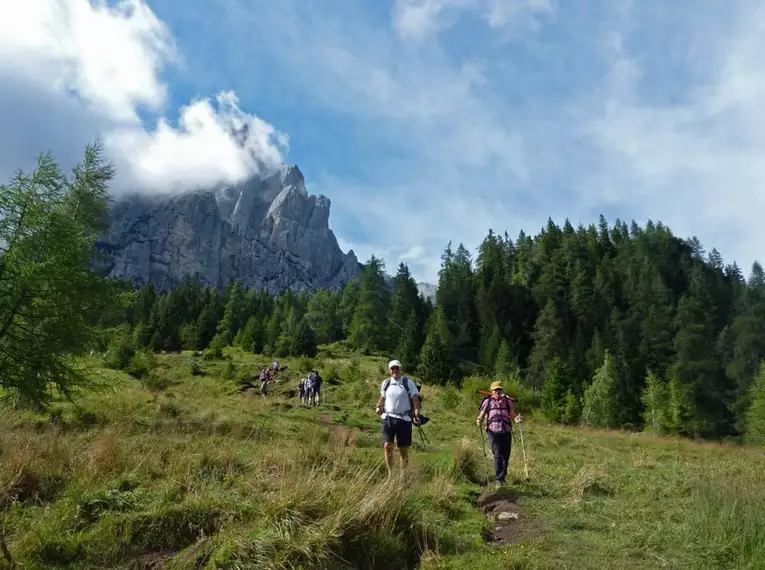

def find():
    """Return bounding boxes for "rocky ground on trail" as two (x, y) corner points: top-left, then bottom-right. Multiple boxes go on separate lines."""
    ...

(477, 488), (538, 546)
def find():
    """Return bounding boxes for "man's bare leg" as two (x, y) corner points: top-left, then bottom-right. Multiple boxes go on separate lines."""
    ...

(399, 446), (409, 471)
(384, 442), (394, 476)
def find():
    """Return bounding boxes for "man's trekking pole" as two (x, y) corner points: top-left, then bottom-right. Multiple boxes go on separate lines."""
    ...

(518, 421), (529, 479)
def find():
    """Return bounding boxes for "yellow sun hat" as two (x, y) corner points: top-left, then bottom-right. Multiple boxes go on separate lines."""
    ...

(490, 381), (503, 391)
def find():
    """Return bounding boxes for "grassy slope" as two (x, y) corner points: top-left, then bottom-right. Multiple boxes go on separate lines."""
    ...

(2, 348), (765, 570)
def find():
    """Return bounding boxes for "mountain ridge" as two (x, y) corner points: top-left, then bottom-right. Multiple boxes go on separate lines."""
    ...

(95, 164), (362, 293)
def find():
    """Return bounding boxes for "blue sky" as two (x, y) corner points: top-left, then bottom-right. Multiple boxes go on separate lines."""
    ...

(1, 0), (764, 283)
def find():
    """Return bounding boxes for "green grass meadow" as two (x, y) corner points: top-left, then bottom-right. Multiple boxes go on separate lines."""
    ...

(1, 348), (764, 569)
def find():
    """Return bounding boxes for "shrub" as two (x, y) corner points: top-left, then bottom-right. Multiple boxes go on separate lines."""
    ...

(127, 349), (155, 380)
(439, 387), (461, 411)
(323, 363), (340, 384)
(203, 336), (224, 360)
(143, 372), (171, 392)
(297, 357), (315, 372)
(103, 328), (136, 370)
(189, 360), (204, 377)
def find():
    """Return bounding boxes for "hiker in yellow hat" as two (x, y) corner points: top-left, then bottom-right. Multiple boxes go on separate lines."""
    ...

(476, 381), (522, 487)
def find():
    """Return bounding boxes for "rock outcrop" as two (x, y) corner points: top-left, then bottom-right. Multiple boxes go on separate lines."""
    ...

(96, 165), (361, 293)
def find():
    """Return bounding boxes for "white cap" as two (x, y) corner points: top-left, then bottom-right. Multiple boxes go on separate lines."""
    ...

(388, 359), (402, 370)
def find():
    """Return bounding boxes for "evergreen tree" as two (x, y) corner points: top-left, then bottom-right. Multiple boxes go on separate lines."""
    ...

(389, 263), (427, 365)
(0, 142), (121, 406)
(582, 352), (619, 428)
(196, 292), (223, 350)
(495, 339), (516, 375)
(641, 370), (670, 434)
(419, 307), (456, 384)
(670, 267), (733, 437)
(218, 281), (249, 346)
(349, 256), (391, 353)
(306, 289), (342, 345)
(744, 362), (765, 445)
(527, 299), (567, 390)
(540, 357), (573, 423)
(291, 316), (318, 357)
(727, 262), (765, 432)
(238, 316), (262, 352)
(339, 280), (360, 337)
(436, 243), (480, 368)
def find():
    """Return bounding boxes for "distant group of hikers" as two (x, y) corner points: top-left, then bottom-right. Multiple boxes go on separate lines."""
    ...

(375, 359), (523, 485)
(258, 359), (281, 396)
(297, 370), (322, 406)
(257, 360), (323, 407)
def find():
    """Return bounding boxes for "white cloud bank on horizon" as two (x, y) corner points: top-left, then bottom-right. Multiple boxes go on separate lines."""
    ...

(0, 0), (288, 193)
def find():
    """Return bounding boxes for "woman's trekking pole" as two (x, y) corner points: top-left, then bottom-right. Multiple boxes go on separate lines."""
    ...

(518, 422), (529, 479)
(479, 424), (487, 457)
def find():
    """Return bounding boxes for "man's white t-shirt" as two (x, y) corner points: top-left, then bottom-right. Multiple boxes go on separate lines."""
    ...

(380, 377), (420, 422)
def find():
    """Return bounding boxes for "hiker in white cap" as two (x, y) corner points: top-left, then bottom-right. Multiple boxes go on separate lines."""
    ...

(375, 359), (421, 476)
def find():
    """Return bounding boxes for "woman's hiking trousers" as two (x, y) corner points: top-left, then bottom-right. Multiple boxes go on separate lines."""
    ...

(487, 429), (512, 484)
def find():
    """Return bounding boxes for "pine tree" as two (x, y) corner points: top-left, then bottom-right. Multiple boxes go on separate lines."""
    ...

(395, 314), (421, 371)
(744, 362), (765, 445)
(528, 299), (567, 391)
(540, 357), (573, 423)
(349, 256), (391, 353)
(218, 281), (249, 346)
(582, 352), (619, 428)
(264, 296), (286, 354)
(495, 339), (516, 375)
(291, 316), (318, 357)
(436, 243), (479, 368)
(389, 263), (426, 364)
(238, 316), (262, 352)
(482, 324), (502, 367)
(419, 307), (456, 384)
(641, 370), (670, 434)
(306, 289), (342, 345)
(195, 292), (222, 350)
(339, 280), (360, 337)
(0, 142), (123, 406)
(727, 262), (765, 432)
(180, 323), (198, 350)
(670, 267), (732, 437)
(562, 390), (582, 425)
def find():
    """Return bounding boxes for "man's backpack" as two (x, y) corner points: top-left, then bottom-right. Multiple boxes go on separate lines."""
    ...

(382, 377), (421, 415)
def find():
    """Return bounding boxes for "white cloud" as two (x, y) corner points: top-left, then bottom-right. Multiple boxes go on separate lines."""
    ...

(485, 0), (555, 32)
(107, 91), (288, 192)
(393, 0), (555, 41)
(0, 0), (174, 122)
(0, 0), (287, 192)
(582, 7), (765, 272)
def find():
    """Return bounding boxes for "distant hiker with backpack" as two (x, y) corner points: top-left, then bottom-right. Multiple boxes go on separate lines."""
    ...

(375, 359), (421, 476)
(260, 368), (270, 397)
(298, 377), (307, 403)
(310, 370), (322, 406)
(476, 381), (523, 487)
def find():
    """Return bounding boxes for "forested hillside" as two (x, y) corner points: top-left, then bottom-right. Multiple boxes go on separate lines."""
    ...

(102, 217), (765, 442)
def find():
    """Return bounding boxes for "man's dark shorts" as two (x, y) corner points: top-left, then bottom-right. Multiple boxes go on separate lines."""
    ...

(382, 417), (413, 447)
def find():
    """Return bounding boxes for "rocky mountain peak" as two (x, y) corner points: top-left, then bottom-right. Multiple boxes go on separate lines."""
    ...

(96, 165), (361, 293)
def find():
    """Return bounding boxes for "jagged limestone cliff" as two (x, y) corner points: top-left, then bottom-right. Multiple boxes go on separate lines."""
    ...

(96, 165), (361, 293)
